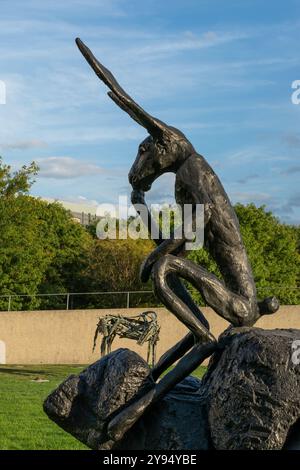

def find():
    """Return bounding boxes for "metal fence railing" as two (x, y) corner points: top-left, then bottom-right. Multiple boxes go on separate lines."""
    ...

(0, 291), (157, 311)
(0, 287), (299, 312)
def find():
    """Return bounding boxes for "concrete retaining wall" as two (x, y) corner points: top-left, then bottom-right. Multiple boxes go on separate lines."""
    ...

(0, 306), (299, 364)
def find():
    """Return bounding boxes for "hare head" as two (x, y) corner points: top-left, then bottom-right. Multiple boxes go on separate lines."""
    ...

(76, 38), (195, 191)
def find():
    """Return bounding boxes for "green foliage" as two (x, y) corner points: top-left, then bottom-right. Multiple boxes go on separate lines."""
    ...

(0, 196), (91, 310)
(36, 201), (92, 308)
(82, 238), (155, 308)
(235, 204), (300, 304)
(0, 157), (38, 197)
(0, 195), (46, 309)
(0, 157), (91, 310)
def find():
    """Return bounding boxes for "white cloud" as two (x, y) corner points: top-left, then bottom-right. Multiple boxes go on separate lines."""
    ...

(43, 195), (100, 214)
(37, 156), (105, 179)
(0, 139), (47, 150)
(0, 20), (291, 154)
(0, 0), (126, 19)
(230, 191), (272, 204)
(128, 30), (249, 61)
(225, 146), (294, 166)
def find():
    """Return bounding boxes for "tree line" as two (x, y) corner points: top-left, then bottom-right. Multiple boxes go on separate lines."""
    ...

(0, 157), (299, 311)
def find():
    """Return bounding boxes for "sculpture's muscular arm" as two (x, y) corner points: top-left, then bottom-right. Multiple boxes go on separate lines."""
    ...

(131, 189), (186, 282)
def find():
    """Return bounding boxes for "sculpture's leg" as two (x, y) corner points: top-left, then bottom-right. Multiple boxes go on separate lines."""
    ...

(146, 342), (150, 365)
(167, 272), (210, 329)
(151, 332), (195, 381)
(153, 255), (258, 327)
(152, 343), (154, 368)
(107, 258), (219, 441)
(107, 339), (216, 442)
(150, 270), (213, 380)
(109, 334), (116, 354)
(101, 337), (107, 357)
(106, 254), (262, 442)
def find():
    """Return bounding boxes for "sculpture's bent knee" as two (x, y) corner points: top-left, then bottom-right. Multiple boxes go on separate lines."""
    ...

(152, 255), (174, 282)
(152, 255), (175, 297)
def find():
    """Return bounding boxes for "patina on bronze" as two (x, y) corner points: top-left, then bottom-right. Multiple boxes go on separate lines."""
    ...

(76, 37), (279, 443)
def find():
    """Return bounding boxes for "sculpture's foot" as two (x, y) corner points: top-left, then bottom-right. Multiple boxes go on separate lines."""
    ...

(258, 296), (279, 315)
(107, 388), (156, 442)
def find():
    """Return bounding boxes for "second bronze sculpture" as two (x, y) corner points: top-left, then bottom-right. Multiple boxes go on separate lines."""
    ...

(76, 37), (279, 443)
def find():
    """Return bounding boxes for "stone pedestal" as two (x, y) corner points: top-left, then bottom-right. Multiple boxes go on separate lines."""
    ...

(44, 327), (300, 450)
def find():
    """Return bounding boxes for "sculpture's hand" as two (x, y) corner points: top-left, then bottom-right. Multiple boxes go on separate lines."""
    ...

(140, 254), (155, 283)
(131, 189), (165, 246)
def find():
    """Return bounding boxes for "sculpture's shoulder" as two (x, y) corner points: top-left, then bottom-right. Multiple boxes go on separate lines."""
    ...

(176, 154), (203, 191)
(175, 153), (225, 205)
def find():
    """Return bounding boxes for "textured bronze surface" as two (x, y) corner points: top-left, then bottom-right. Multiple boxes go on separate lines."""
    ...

(76, 38), (280, 443)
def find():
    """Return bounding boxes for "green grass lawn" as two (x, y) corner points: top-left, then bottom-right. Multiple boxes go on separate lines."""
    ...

(0, 364), (207, 450)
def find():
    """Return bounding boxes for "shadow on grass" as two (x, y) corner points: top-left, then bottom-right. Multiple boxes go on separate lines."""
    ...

(0, 367), (49, 376)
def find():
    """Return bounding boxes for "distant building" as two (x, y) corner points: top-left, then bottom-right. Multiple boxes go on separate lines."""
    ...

(70, 211), (99, 226)
(42, 197), (100, 226)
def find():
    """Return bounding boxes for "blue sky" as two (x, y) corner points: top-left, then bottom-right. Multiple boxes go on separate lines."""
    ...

(0, 0), (299, 223)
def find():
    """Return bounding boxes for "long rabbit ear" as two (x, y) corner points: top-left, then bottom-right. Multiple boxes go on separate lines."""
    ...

(76, 38), (170, 138)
